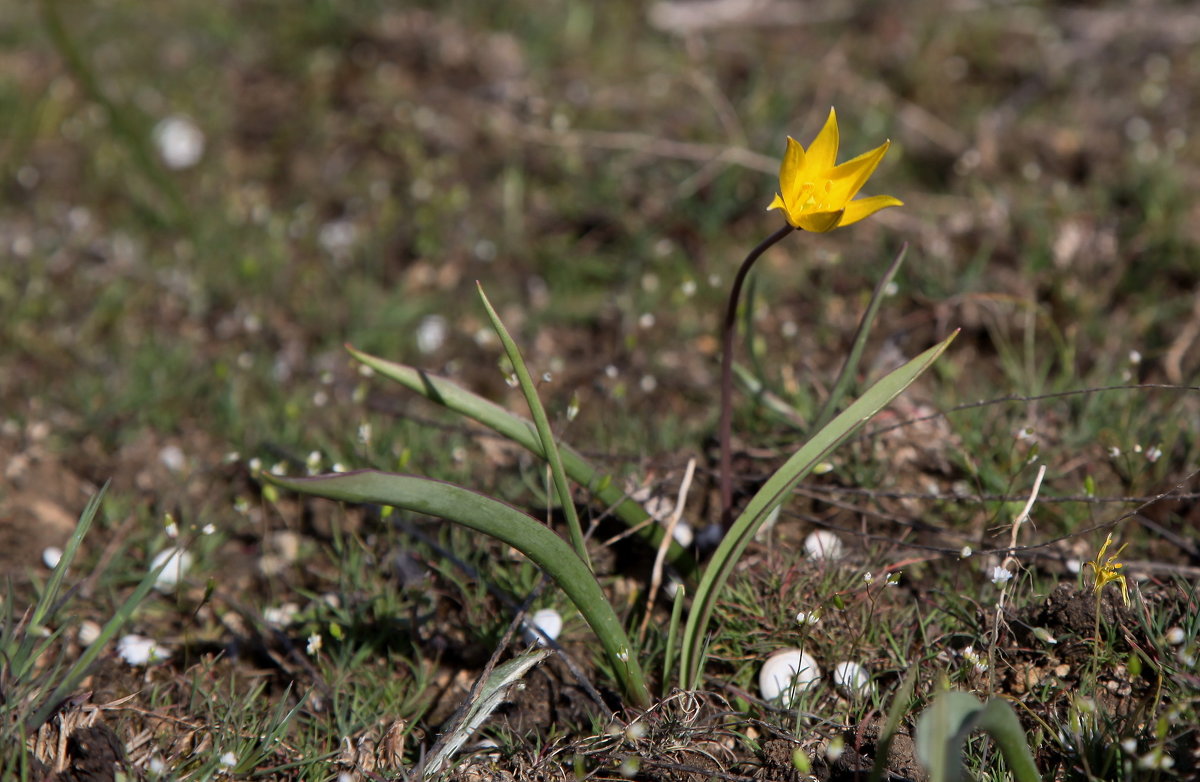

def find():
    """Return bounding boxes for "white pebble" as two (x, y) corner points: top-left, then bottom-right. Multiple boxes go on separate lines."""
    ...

(416, 314), (448, 354)
(524, 608), (563, 646)
(117, 634), (171, 665)
(150, 547), (193, 593)
(152, 115), (205, 170)
(42, 546), (63, 569)
(804, 530), (844, 561)
(832, 661), (872, 696)
(759, 649), (821, 704)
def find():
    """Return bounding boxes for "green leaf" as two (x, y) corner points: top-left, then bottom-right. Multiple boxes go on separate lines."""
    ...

(263, 469), (651, 708)
(476, 283), (589, 568)
(346, 344), (696, 576)
(680, 331), (957, 689)
(915, 691), (1041, 782)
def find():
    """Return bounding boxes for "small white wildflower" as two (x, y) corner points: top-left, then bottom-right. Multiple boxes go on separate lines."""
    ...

(566, 394), (581, 422)
(680, 279), (697, 297)
(202, 523), (216, 535)
(505, 373), (519, 388)
(625, 722), (648, 741)
(1138, 748), (1174, 770)
(263, 604), (298, 627)
(219, 751), (238, 768)
(1165, 627), (1186, 645)
(1065, 558), (1083, 574)
(1177, 647), (1196, 667)
(862, 571), (874, 585)
(164, 514), (180, 538)
(247, 457), (263, 472)
(1016, 426), (1037, 442)
(42, 546), (63, 569)
(148, 756), (166, 774)
(961, 645), (988, 673)
(671, 520), (694, 547)
(117, 634), (171, 665)
(1032, 627), (1058, 645)
(358, 364), (375, 378)
(269, 461), (287, 476)
(233, 496), (251, 515)
(960, 546), (973, 559)
(1109, 446), (1122, 459)
(639, 374), (657, 393)
(795, 610), (821, 627)
(638, 312), (655, 329)
(885, 572), (902, 587)
(358, 423), (372, 444)
(990, 565), (1013, 585)
(605, 364), (619, 379)
(616, 647), (630, 662)
(1121, 738), (1137, 754)
(150, 547), (193, 593)
(1129, 349), (1143, 365)
(307, 633), (322, 656)
(1133, 443), (1143, 454)
(331, 463), (346, 473)
(1146, 445), (1162, 463)
(153, 115), (205, 170)
(306, 451), (322, 474)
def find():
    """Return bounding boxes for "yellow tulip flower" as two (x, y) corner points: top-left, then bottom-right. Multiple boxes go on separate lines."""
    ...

(768, 108), (903, 232)
(1085, 533), (1129, 606)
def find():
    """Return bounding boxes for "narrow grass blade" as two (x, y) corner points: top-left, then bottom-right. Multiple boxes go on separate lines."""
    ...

(680, 332), (956, 689)
(422, 649), (551, 779)
(476, 283), (589, 568)
(346, 345), (697, 576)
(264, 469), (651, 708)
(9, 484), (107, 681)
(663, 584), (685, 694)
(812, 244), (908, 431)
(27, 537), (178, 730)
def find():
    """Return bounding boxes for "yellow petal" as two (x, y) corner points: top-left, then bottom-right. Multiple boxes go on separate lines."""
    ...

(838, 195), (903, 227)
(777, 136), (808, 204)
(827, 140), (892, 205)
(797, 209), (845, 233)
(806, 108), (840, 171)
(767, 193), (787, 212)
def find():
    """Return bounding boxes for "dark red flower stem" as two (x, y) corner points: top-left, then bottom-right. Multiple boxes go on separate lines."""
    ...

(719, 223), (795, 530)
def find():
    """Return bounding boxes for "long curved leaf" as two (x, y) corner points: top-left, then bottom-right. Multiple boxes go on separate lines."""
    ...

(347, 344), (696, 576)
(263, 469), (651, 708)
(680, 332), (957, 689)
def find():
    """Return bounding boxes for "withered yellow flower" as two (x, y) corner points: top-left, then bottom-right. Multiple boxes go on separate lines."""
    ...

(768, 108), (903, 232)
(1085, 533), (1129, 606)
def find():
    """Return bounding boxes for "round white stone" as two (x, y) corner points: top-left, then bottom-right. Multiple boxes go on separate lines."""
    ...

(804, 530), (844, 561)
(759, 649), (821, 704)
(150, 547), (193, 593)
(525, 608), (563, 646)
(832, 661), (872, 696)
